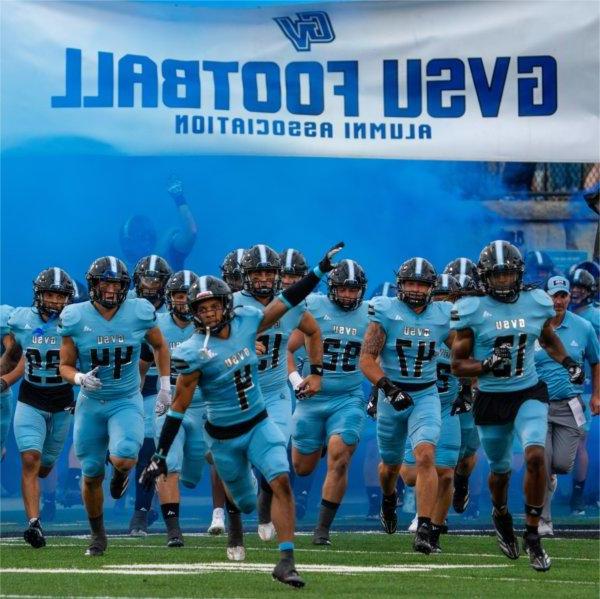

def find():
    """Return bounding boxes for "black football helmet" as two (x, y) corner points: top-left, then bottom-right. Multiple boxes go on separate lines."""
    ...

(188, 275), (234, 334)
(71, 279), (89, 304)
(396, 258), (437, 307)
(220, 248), (245, 292)
(569, 268), (596, 307)
(33, 267), (75, 318)
(444, 257), (481, 288)
(478, 240), (524, 303)
(280, 248), (308, 277)
(86, 256), (131, 309)
(455, 273), (478, 292)
(133, 255), (172, 308)
(431, 273), (459, 299)
(166, 270), (200, 321)
(327, 259), (367, 311)
(241, 244), (281, 298)
(524, 250), (555, 284)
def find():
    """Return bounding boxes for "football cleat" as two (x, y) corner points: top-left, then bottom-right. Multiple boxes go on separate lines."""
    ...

(23, 519), (46, 549)
(272, 558), (306, 588)
(128, 510), (148, 537)
(413, 522), (433, 555)
(207, 508), (226, 535)
(167, 532), (184, 548)
(523, 532), (551, 572)
(258, 522), (276, 542)
(85, 533), (107, 556)
(226, 546), (246, 561)
(312, 528), (331, 546)
(408, 515), (418, 533)
(109, 468), (129, 500)
(492, 510), (520, 560)
(537, 519), (554, 538)
(452, 475), (470, 514)
(380, 496), (398, 534)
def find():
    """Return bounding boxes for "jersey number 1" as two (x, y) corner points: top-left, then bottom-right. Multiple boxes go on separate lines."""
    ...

(234, 365), (254, 411)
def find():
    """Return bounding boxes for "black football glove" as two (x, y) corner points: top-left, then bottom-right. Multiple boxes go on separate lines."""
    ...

(366, 385), (379, 419)
(451, 382), (473, 416)
(562, 357), (585, 385)
(318, 242), (345, 273)
(481, 345), (511, 375)
(376, 377), (413, 412)
(139, 453), (168, 492)
(63, 401), (76, 416)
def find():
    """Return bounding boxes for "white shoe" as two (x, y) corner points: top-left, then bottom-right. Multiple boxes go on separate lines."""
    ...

(226, 545), (246, 561)
(538, 519), (554, 537)
(408, 514), (418, 533)
(207, 508), (225, 535)
(257, 521), (276, 541)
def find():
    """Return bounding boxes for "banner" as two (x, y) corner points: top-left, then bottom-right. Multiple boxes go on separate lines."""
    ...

(1, 1), (598, 161)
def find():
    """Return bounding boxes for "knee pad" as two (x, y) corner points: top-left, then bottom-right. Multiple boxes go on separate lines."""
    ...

(81, 458), (105, 478)
(113, 437), (141, 461)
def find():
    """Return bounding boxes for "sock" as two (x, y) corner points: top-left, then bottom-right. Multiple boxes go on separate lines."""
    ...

(430, 523), (444, 545)
(28, 517), (39, 525)
(417, 516), (431, 529)
(279, 541), (294, 561)
(316, 499), (340, 532)
(258, 475), (273, 524)
(526, 524), (538, 536)
(134, 437), (156, 511)
(226, 498), (243, 547)
(89, 514), (106, 537)
(454, 472), (469, 490)
(382, 492), (397, 506)
(492, 502), (508, 516)
(161, 502), (180, 522)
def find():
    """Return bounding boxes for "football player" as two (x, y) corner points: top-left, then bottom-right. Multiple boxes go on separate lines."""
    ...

(234, 244), (322, 542)
(4, 268), (75, 547)
(288, 259), (369, 545)
(451, 241), (583, 571)
(1, 304), (19, 457)
(58, 256), (171, 556)
(444, 257), (481, 290)
(139, 270), (204, 547)
(129, 255), (172, 535)
(568, 268), (599, 335)
(535, 276), (599, 536)
(360, 258), (452, 554)
(221, 249), (246, 293)
(140, 242), (344, 588)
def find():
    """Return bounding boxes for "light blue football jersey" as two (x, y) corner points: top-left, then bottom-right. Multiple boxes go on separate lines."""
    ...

(534, 311), (599, 400)
(1, 305), (14, 340)
(233, 291), (305, 395)
(172, 306), (265, 427)
(451, 289), (555, 393)
(575, 305), (600, 336)
(58, 298), (156, 400)
(307, 294), (369, 397)
(155, 311), (201, 402)
(9, 307), (65, 387)
(368, 297), (452, 385)
(436, 343), (459, 407)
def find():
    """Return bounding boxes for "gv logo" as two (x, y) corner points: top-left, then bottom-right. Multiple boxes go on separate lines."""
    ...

(274, 11), (335, 52)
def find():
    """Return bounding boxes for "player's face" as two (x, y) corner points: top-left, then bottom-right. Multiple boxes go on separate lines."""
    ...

(551, 291), (570, 315)
(41, 291), (70, 314)
(249, 269), (278, 294)
(170, 291), (189, 316)
(570, 285), (589, 305)
(488, 270), (517, 291)
(281, 273), (302, 290)
(97, 280), (123, 304)
(194, 298), (224, 329)
(139, 277), (163, 307)
(403, 280), (432, 295)
(224, 273), (243, 292)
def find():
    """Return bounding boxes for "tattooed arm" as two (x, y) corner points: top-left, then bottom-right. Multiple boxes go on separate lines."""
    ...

(359, 322), (387, 385)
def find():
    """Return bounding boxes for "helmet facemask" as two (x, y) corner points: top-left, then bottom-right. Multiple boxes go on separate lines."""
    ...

(91, 278), (129, 309)
(481, 268), (522, 303)
(397, 279), (434, 308)
(328, 283), (364, 311)
(190, 295), (233, 334)
(244, 268), (280, 299)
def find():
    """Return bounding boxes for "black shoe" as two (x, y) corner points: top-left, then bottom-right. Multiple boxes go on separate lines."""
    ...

(523, 532), (551, 572)
(452, 475), (470, 514)
(380, 495), (397, 534)
(128, 510), (148, 536)
(429, 526), (443, 554)
(23, 519), (46, 549)
(413, 522), (432, 555)
(272, 558), (305, 588)
(110, 468), (129, 500)
(312, 528), (331, 546)
(167, 533), (184, 548)
(492, 510), (520, 560)
(85, 533), (107, 556)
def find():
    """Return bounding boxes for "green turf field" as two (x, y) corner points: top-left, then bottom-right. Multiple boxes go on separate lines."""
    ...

(1, 532), (598, 598)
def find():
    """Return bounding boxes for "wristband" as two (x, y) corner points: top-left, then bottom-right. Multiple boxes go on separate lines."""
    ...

(310, 364), (323, 376)
(313, 265), (324, 279)
(74, 372), (84, 386)
(159, 375), (171, 391)
(376, 376), (394, 395)
(561, 356), (577, 370)
(288, 371), (304, 389)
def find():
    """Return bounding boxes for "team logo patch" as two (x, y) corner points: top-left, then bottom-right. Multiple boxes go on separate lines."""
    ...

(274, 11), (335, 52)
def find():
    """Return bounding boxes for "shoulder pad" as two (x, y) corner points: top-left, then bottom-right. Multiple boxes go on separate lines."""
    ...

(7, 306), (27, 330)
(305, 293), (323, 314)
(529, 288), (554, 308)
(433, 300), (453, 323)
(455, 296), (480, 317)
(450, 296), (481, 329)
(134, 298), (157, 322)
(367, 295), (392, 325)
(238, 305), (263, 319)
(58, 303), (82, 335)
(171, 336), (201, 374)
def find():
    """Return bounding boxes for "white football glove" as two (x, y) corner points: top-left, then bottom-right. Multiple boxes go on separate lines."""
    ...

(155, 377), (172, 416)
(74, 367), (102, 391)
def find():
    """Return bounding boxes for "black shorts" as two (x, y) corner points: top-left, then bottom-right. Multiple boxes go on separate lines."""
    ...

(19, 379), (74, 413)
(473, 380), (549, 426)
